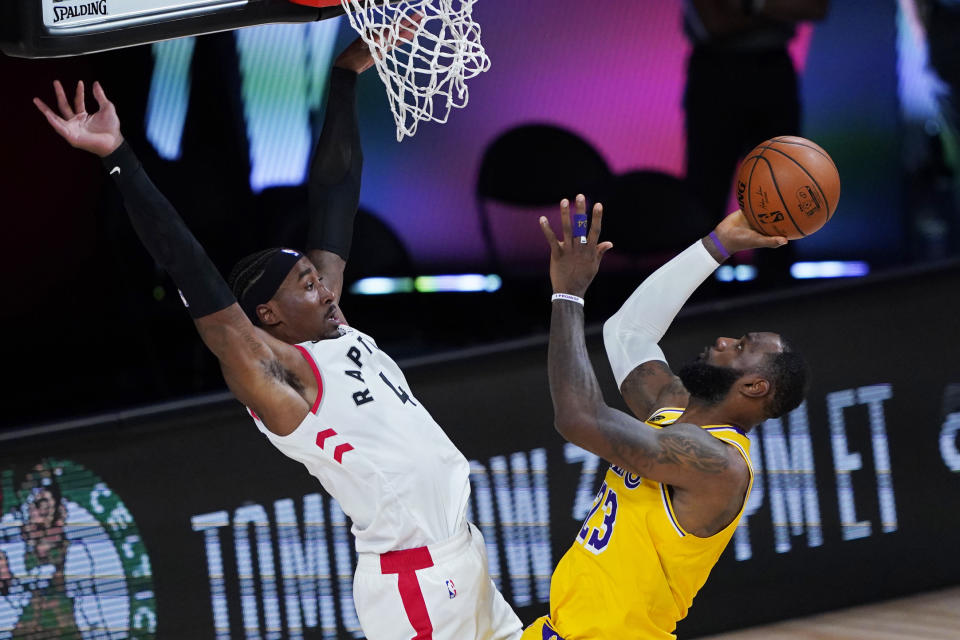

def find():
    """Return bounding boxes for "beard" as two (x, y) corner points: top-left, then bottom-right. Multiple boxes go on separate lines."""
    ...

(677, 360), (742, 405)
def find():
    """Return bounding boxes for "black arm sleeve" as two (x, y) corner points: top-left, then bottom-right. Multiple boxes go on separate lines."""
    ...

(101, 142), (236, 319)
(306, 66), (363, 261)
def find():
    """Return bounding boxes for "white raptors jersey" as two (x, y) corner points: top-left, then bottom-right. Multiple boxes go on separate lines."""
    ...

(250, 326), (471, 554)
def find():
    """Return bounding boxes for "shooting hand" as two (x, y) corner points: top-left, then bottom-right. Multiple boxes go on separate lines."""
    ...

(713, 209), (788, 254)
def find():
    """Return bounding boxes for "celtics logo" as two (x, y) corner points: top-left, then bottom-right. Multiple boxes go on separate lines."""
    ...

(0, 459), (156, 638)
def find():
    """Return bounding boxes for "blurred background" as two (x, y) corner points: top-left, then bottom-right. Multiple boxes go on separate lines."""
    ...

(1, 0), (958, 428)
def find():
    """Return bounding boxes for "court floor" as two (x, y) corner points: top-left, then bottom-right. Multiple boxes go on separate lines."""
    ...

(692, 586), (960, 639)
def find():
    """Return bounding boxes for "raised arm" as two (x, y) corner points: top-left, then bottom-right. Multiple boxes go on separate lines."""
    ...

(540, 196), (746, 491)
(604, 211), (787, 420)
(305, 21), (420, 301)
(304, 58), (363, 302)
(34, 81), (315, 436)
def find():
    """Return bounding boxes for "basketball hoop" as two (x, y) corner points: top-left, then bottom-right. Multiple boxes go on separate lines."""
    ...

(3, 0), (487, 140)
(336, 0), (491, 141)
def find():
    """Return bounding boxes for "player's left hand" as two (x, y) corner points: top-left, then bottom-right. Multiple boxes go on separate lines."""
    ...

(540, 194), (613, 298)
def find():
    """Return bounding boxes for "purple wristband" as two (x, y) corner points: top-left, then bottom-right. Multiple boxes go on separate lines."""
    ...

(708, 231), (730, 260)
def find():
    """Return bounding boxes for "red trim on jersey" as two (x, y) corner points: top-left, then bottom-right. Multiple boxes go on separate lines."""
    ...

(316, 428), (337, 449)
(333, 443), (354, 464)
(380, 547), (434, 640)
(287, 0), (341, 7)
(248, 408), (260, 421)
(294, 344), (324, 414)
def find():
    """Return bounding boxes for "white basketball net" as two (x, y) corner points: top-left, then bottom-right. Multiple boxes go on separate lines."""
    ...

(338, 0), (491, 141)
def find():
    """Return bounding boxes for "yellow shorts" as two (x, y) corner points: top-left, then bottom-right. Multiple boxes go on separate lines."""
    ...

(522, 615), (565, 640)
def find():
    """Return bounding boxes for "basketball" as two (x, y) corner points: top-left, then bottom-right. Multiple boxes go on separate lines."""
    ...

(735, 136), (840, 240)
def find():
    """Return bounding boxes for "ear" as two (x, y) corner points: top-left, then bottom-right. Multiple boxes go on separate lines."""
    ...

(257, 302), (279, 327)
(738, 374), (771, 400)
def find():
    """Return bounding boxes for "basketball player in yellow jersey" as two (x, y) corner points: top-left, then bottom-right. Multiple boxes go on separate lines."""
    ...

(528, 196), (809, 639)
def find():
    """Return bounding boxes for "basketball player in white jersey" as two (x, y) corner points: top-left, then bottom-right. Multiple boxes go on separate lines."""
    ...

(32, 29), (522, 640)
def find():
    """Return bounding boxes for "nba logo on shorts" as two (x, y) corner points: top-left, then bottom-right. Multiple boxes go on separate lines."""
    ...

(445, 579), (457, 599)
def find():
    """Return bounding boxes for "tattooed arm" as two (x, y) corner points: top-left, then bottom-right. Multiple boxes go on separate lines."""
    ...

(541, 196), (745, 491)
(549, 299), (742, 489)
(34, 80), (315, 437)
(196, 307), (316, 436)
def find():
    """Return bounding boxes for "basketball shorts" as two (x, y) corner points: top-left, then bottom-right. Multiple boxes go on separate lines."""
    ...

(354, 522), (522, 640)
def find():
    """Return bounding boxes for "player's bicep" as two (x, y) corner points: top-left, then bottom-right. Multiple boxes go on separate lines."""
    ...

(613, 423), (740, 490)
(558, 404), (681, 479)
(586, 410), (739, 490)
(194, 305), (312, 434)
(618, 360), (689, 419)
(221, 357), (311, 436)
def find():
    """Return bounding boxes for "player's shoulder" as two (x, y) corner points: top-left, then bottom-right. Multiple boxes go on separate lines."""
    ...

(700, 425), (753, 469)
(646, 411), (751, 467)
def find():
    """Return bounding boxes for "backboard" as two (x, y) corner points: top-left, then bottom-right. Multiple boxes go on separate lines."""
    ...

(1, 0), (344, 58)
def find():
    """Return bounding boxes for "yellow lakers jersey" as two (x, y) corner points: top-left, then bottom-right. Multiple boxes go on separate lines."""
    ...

(533, 408), (753, 640)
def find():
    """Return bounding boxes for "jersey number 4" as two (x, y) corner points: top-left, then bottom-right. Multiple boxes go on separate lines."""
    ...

(576, 481), (618, 554)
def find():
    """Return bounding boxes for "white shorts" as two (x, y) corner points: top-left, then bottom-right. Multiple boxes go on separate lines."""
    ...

(354, 522), (522, 640)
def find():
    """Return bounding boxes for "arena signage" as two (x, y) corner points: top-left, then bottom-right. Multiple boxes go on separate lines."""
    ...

(183, 379), (922, 638)
(0, 459), (157, 638)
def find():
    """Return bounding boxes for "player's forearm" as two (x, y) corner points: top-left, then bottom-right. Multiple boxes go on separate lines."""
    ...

(306, 67), (362, 261)
(102, 142), (235, 319)
(548, 300), (608, 441)
(602, 239), (721, 386)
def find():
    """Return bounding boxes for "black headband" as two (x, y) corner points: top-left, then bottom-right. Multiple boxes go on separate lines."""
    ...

(239, 248), (304, 325)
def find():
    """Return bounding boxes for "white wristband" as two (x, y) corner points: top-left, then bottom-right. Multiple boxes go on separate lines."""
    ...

(552, 293), (584, 306)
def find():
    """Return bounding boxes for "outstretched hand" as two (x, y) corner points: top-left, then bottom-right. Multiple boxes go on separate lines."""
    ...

(33, 80), (123, 158)
(540, 194), (613, 298)
(334, 12), (423, 74)
(713, 209), (788, 254)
